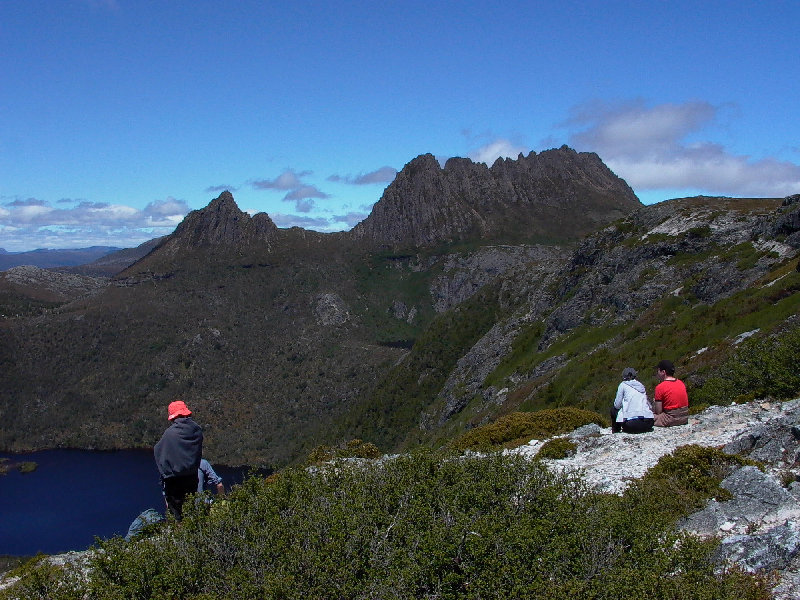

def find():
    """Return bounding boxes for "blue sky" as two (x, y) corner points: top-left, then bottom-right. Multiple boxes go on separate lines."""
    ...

(1, 0), (799, 252)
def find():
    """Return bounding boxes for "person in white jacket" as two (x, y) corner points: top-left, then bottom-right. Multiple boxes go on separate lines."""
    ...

(611, 367), (654, 434)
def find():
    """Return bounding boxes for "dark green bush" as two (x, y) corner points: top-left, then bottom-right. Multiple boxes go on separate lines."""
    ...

(536, 437), (577, 459)
(694, 324), (800, 406)
(450, 407), (606, 452)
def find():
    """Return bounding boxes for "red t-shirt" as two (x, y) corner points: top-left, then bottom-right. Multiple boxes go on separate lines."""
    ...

(654, 378), (689, 411)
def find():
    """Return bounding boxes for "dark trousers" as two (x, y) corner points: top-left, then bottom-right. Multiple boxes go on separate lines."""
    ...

(621, 418), (654, 434)
(162, 474), (199, 520)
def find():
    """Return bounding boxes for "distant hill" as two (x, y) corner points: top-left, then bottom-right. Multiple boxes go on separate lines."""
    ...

(57, 237), (166, 277)
(1, 148), (797, 470)
(0, 246), (121, 271)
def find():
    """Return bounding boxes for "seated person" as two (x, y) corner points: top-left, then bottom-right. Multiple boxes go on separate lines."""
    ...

(612, 367), (654, 434)
(653, 359), (689, 427)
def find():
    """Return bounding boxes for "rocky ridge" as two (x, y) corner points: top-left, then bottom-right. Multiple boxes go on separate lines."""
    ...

(0, 266), (108, 304)
(351, 146), (640, 249)
(512, 399), (800, 599)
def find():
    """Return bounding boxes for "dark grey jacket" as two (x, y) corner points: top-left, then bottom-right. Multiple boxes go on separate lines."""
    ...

(154, 417), (203, 479)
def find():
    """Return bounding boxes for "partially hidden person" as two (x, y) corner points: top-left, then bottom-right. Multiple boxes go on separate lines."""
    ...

(125, 508), (164, 541)
(153, 399), (203, 520)
(611, 367), (654, 434)
(653, 359), (689, 427)
(198, 458), (225, 498)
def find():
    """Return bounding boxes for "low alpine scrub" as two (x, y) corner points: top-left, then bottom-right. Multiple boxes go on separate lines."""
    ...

(536, 437), (577, 459)
(3, 448), (769, 599)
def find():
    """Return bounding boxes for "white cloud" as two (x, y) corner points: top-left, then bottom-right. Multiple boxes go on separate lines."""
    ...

(468, 139), (527, 165)
(251, 169), (332, 212)
(566, 100), (800, 198)
(270, 214), (332, 229)
(205, 185), (237, 194)
(328, 167), (398, 185)
(252, 170), (312, 191)
(0, 196), (191, 252)
(332, 211), (369, 227)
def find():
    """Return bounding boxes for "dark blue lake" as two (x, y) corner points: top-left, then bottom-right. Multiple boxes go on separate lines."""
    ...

(0, 449), (257, 556)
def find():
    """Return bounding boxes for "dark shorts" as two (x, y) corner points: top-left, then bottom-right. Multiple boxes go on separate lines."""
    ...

(162, 474), (199, 520)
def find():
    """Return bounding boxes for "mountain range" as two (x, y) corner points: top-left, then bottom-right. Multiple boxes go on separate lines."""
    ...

(1, 146), (798, 469)
(0, 247), (121, 271)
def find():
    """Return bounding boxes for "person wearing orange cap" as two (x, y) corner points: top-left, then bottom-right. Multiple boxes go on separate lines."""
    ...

(153, 400), (203, 519)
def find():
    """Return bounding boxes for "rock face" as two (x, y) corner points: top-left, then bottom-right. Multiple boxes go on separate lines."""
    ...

(351, 146), (641, 249)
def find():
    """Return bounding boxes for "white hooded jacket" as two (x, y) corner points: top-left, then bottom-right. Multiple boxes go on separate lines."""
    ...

(613, 379), (654, 422)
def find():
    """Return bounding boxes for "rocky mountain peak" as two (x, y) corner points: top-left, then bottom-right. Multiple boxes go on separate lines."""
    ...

(170, 190), (277, 248)
(132, 192), (278, 266)
(350, 146), (641, 249)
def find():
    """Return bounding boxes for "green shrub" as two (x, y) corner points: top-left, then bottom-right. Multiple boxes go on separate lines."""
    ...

(536, 437), (577, 459)
(2, 450), (768, 599)
(304, 438), (381, 465)
(0, 554), (83, 600)
(694, 324), (800, 406)
(450, 407), (606, 452)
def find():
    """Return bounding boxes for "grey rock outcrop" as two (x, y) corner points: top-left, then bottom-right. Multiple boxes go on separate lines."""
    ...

(681, 466), (800, 537)
(314, 293), (350, 326)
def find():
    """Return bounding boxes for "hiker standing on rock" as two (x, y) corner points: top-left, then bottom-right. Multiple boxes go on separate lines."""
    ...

(611, 367), (654, 433)
(653, 360), (689, 427)
(154, 400), (203, 520)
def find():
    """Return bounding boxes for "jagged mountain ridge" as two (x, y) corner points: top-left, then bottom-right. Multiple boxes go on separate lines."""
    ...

(351, 146), (640, 248)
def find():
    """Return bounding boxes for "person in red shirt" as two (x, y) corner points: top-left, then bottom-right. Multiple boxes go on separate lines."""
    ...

(653, 359), (689, 427)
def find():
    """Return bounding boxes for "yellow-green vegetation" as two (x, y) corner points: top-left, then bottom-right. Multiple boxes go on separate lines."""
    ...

(1, 449), (768, 600)
(304, 438), (381, 466)
(449, 407), (606, 452)
(16, 461), (37, 474)
(0, 458), (8, 476)
(536, 437), (577, 459)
